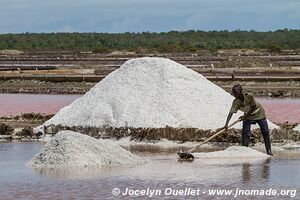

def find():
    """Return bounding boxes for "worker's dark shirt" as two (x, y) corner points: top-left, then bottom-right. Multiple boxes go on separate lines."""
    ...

(229, 92), (266, 120)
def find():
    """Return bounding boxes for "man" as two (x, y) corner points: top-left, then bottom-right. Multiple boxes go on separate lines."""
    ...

(224, 84), (273, 156)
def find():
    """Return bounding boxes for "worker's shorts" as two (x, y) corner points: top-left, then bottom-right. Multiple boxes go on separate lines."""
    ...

(242, 118), (269, 138)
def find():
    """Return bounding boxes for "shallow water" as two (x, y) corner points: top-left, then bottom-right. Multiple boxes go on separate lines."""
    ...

(0, 142), (299, 199)
(0, 93), (81, 116)
(258, 98), (300, 123)
(0, 93), (299, 123)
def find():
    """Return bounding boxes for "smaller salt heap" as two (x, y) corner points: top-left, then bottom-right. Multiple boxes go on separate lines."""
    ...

(294, 125), (300, 132)
(29, 131), (145, 167)
(194, 146), (271, 159)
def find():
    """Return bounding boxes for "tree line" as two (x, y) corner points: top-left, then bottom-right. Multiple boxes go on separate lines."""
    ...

(0, 29), (299, 53)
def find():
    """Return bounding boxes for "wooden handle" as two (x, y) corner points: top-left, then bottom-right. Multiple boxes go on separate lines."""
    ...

(189, 119), (240, 153)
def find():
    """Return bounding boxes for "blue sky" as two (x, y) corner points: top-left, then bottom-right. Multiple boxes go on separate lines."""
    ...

(0, 0), (299, 33)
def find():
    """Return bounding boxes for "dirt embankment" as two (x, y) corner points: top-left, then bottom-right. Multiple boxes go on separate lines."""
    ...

(0, 79), (93, 94)
(0, 113), (54, 140)
(1, 111), (299, 143)
(0, 79), (299, 97)
(39, 123), (300, 143)
(1, 117), (299, 143)
(0, 51), (299, 96)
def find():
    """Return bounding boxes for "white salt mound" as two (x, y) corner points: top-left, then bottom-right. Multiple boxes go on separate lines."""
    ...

(37, 57), (277, 130)
(194, 146), (271, 159)
(294, 125), (300, 132)
(29, 131), (145, 167)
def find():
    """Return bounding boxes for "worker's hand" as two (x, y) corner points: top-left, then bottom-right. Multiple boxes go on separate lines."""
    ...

(239, 115), (245, 121)
(223, 124), (228, 131)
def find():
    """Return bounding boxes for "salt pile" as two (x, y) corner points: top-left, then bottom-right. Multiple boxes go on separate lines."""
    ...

(29, 131), (145, 167)
(37, 57), (277, 130)
(194, 146), (271, 159)
(294, 125), (300, 132)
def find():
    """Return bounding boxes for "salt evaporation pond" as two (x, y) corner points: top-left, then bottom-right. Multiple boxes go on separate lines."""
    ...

(0, 94), (299, 123)
(0, 142), (299, 199)
(0, 93), (81, 116)
(1, 57), (299, 199)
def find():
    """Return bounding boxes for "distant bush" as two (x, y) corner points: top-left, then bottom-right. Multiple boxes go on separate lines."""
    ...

(208, 47), (218, 54)
(0, 30), (299, 52)
(267, 44), (282, 53)
(93, 45), (111, 53)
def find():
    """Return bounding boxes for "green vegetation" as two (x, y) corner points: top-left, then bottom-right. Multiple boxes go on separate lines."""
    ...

(267, 44), (282, 53)
(0, 29), (299, 53)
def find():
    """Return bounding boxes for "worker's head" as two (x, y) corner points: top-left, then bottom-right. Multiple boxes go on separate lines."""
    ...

(232, 84), (243, 98)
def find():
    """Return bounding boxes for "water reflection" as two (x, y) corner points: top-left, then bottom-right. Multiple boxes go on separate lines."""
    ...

(242, 162), (251, 182)
(1, 143), (300, 200)
(31, 165), (136, 179)
(242, 158), (271, 183)
(30, 155), (273, 185)
(262, 158), (271, 180)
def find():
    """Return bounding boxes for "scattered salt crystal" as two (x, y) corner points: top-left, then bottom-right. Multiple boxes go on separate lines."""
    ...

(194, 146), (271, 159)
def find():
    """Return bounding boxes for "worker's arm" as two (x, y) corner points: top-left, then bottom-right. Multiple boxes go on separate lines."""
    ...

(224, 113), (233, 130)
(224, 99), (239, 130)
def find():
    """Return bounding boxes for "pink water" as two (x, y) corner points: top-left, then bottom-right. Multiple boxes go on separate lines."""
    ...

(257, 98), (300, 123)
(0, 94), (299, 123)
(0, 93), (81, 116)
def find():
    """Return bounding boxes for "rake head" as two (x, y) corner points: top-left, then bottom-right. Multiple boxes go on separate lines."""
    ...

(177, 151), (194, 160)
